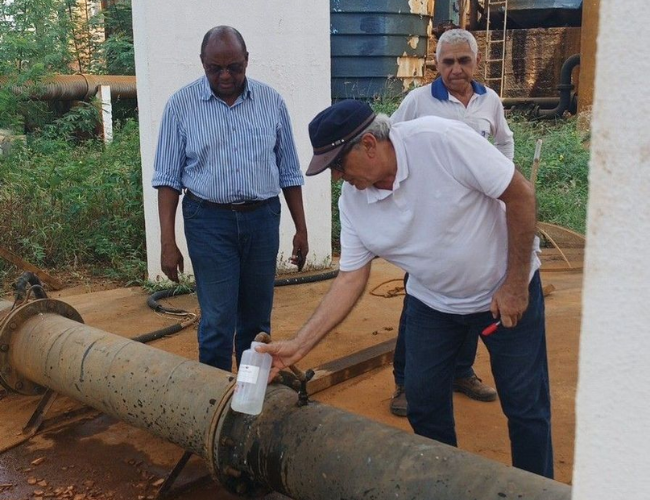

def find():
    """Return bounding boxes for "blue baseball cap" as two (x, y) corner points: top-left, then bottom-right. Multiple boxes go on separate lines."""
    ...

(306, 100), (376, 176)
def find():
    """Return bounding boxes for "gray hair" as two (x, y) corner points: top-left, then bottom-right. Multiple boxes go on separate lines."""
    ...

(344, 114), (391, 152)
(436, 29), (478, 60)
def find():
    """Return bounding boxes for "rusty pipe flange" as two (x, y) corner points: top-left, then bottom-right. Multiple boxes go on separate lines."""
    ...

(204, 373), (236, 475)
(0, 299), (83, 395)
(206, 374), (300, 497)
(209, 387), (284, 498)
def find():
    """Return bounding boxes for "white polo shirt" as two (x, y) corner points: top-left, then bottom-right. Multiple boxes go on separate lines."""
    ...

(391, 79), (514, 160)
(339, 116), (540, 314)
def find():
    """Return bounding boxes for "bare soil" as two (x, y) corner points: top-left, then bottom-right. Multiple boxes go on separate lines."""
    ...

(0, 252), (582, 499)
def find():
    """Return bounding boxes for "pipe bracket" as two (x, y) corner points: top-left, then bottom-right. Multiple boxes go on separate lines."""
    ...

(0, 299), (83, 395)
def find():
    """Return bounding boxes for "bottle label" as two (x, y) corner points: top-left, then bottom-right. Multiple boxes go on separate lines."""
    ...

(237, 364), (260, 384)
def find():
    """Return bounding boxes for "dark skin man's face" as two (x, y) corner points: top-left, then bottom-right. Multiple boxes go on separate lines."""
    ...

(201, 34), (248, 104)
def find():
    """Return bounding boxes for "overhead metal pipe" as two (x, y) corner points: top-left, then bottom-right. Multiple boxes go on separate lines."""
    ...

(0, 299), (571, 499)
(2, 75), (137, 100)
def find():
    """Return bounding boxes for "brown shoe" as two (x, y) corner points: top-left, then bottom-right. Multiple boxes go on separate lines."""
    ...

(390, 384), (408, 417)
(453, 375), (497, 402)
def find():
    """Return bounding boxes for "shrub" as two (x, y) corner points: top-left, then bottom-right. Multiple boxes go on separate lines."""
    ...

(0, 119), (146, 284)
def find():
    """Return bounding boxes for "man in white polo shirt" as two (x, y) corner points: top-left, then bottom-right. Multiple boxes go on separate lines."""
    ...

(388, 28), (513, 414)
(258, 100), (553, 478)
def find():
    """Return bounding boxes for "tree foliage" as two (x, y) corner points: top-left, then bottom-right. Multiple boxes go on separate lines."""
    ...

(0, 0), (134, 130)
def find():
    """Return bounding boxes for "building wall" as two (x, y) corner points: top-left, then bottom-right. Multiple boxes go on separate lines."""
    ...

(573, 0), (650, 498)
(132, 1), (332, 280)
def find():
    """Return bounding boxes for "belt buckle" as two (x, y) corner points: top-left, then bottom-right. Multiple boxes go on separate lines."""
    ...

(230, 201), (248, 212)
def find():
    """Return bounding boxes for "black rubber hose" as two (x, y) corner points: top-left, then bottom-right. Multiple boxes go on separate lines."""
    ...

(141, 268), (339, 344)
(147, 289), (190, 314)
(273, 269), (339, 286)
(131, 323), (184, 344)
(13, 272), (48, 300)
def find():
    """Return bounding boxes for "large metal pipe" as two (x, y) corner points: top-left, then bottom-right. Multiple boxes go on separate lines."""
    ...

(0, 299), (571, 499)
(2, 75), (137, 100)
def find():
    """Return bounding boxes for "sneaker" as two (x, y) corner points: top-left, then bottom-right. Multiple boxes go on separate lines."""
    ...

(453, 375), (497, 402)
(390, 384), (408, 417)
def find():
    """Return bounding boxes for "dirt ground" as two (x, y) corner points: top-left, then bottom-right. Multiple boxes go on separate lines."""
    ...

(0, 253), (582, 499)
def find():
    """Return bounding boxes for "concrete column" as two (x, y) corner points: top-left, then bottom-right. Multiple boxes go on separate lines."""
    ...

(574, 0), (650, 499)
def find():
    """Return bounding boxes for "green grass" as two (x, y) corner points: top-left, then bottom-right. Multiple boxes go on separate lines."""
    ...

(510, 115), (590, 234)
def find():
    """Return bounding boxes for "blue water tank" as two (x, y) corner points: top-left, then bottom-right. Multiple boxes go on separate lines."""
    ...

(488, 0), (583, 28)
(330, 0), (432, 100)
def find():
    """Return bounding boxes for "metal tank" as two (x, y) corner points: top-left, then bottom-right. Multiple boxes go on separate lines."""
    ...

(486, 0), (583, 28)
(330, 0), (433, 100)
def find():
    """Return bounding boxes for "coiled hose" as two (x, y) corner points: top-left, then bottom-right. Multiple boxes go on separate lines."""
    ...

(142, 268), (339, 343)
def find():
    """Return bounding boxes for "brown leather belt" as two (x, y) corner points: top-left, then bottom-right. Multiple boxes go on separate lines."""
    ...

(185, 190), (271, 212)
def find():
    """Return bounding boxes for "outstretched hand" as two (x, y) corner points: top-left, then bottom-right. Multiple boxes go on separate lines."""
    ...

(255, 339), (306, 381)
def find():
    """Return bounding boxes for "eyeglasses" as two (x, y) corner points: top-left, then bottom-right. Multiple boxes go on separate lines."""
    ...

(204, 62), (246, 76)
(330, 145), (354, 173)
(329, 156), (346, 173)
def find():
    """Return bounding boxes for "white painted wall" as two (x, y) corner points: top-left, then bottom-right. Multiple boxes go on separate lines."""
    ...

(132, 1), (332, 281)
(574, 1), (650, 498)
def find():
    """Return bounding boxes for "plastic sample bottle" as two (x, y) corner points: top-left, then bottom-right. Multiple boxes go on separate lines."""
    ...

(231, 341), (272, 415)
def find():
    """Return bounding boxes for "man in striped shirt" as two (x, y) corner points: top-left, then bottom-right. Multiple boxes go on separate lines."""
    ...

(152, 26), (308, 372)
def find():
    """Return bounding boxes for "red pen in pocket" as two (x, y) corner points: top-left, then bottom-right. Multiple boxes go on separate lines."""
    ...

(481, 321), (501, 336)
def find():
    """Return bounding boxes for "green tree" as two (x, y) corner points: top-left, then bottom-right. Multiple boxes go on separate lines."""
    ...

(0, 0), (135, 130)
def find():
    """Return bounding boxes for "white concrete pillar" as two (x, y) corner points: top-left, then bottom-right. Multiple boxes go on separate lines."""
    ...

(574, 0), (650, 498)
(132, 1), (332, 280)
(99, 85), (113, 144)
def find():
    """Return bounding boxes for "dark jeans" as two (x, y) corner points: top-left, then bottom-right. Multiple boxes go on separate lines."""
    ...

(393, 273), (478, 386)
(404, 271), (553, 478)
(182, 195), (281, 372)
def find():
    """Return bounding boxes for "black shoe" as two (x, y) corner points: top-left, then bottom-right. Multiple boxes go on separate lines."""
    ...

(390, 384), (408, 417)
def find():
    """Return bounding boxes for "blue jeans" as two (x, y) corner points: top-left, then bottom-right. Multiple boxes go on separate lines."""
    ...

(393, 274), (477, 385)
(404, 271), (553, 478)
(182, 195), (281, 372)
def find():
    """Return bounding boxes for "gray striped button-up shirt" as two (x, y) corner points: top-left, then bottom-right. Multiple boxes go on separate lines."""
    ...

(153, 76), (304, 203)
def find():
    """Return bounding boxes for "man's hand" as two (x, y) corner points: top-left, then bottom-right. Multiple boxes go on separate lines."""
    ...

(158, 187), (183, 282)
(282, 186), (308, 271)
(256, 339), (306, 380)
(161, 242), (184, 282)
(490, 279), (529, 328)
(290, 231), (309, 271)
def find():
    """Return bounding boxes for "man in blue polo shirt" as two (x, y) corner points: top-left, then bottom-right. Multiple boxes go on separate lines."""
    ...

(152, 26), (308, 372)
(388, 29), (514, 415)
